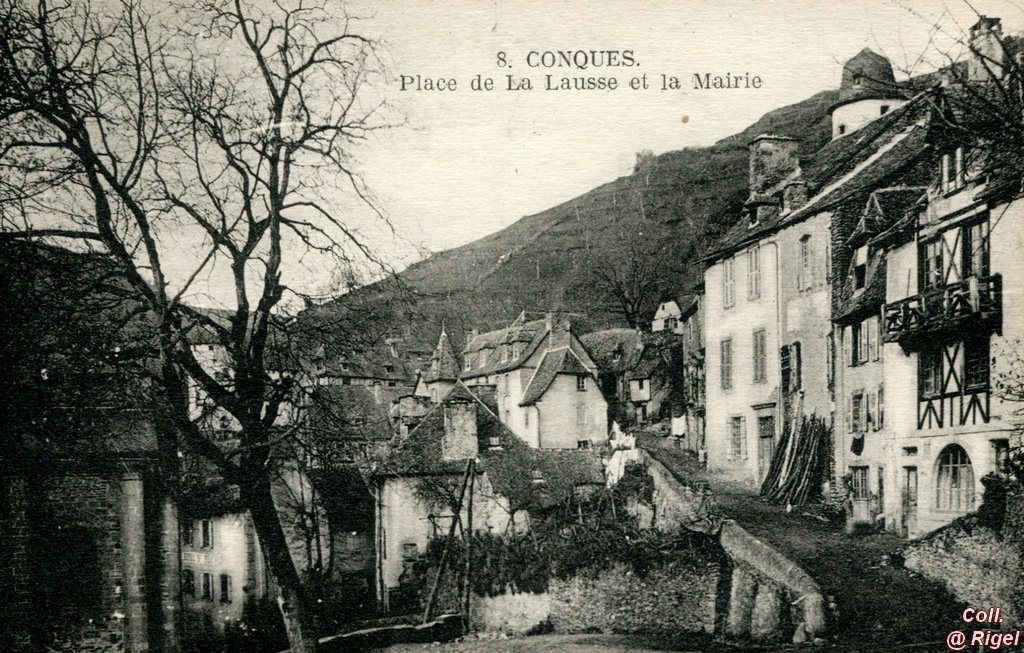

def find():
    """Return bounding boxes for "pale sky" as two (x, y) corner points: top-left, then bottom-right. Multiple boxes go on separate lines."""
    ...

(166, 0), (1024, 305)
(337, 0), (1024, 265)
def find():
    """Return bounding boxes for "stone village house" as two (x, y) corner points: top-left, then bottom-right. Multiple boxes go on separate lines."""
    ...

(701, 18), (1024, 540)
(702, 46), (918, 486)
(460, 313), (608, 449)
(373, 381), (605, 612)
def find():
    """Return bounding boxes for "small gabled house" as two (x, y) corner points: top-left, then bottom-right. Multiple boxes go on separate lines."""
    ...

(461, 313), (608, 448)
(374, 382), (605, 612)
(652, 298), (683, 333)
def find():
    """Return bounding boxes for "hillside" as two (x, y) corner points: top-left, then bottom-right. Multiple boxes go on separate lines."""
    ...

(316, 87), (842, 354)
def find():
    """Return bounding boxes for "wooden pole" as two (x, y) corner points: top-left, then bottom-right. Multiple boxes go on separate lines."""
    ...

(422, 461), (473, 624)
(462, 460), (476, 631)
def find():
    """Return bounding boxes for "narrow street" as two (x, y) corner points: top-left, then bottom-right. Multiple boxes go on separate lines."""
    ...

(640, 437), (966, 650)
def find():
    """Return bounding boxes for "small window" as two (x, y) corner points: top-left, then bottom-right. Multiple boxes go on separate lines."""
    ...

(577, 439), (592, 450)
(182, 568), (196, 597)
(638, 378), (645, 390)
(200, 519), (213, 549)
(922, 239), (944, 290)
(798, 236), (812, 290)
(747, 246), (761, 300)
(576, 376), (587, 392)
(851, 391), (864, 432)
(219, 574), (232, 604)
(850, 466), (870, 499)
(853, 246), (868, 290)
(723, 258), (736, 308)
(919, 348), (944, 398)
(838, 124), (847, 135)
(729, 416), (747, 460)
(182, 520), (194, 547)
(964, 337), (990, 390)
(752, 329), (767, 383)
(201, 572), (214, 601)
(720, 339), (733, 390)
(384, 364), (394, 373)
(941, 147), (966, 193)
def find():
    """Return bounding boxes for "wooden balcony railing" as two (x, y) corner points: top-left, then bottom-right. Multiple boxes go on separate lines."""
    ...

(883, 274), (1001, 349)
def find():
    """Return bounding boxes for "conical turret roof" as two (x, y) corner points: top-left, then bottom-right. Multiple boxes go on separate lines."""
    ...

(424, 326), (459, 383)
(836, 48), (903, 106)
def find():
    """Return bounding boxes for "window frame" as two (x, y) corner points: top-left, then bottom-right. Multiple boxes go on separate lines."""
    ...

(201, 572), (214, 601)
(576, 375), (587, 392)
(936, 445), (975, 512)
(747, 246), (761, 300)
(720, 338), (733, 390)
(752, 329), (767, 384)
(200, 519), (213, 549)
(219, 573), (232, 604)
(723, 257), (736, 309)
(799, 236), (812, 290)
(850, 466), (870, 500)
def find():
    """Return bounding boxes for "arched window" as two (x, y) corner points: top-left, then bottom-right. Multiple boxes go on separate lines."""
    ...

(936, 444), (974, 512)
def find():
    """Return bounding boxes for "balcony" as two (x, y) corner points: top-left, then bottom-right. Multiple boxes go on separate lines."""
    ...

(883, 274), (1001, 350)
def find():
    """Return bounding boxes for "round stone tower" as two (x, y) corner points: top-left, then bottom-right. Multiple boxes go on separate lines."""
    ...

(829, 48), (906, 139)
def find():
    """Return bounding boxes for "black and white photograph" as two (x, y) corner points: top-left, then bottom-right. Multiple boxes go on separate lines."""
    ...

(2, 1), (1024, 651)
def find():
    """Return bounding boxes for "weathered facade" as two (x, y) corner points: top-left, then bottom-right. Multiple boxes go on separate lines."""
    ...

(375, 382), (604, 611)
(461, 313), (608, 448)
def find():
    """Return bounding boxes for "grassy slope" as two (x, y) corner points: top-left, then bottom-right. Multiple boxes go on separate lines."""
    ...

(328, 89), (839, 351)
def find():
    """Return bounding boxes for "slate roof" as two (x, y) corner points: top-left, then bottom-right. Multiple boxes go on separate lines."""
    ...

(423, 327), (460, 383)
(519, 347), (594, 406)
(462, 316), (549, 378)
(704, 94), (934, 264)
(382, 382), (605, 511)
(847, 187), (925, 247)
(835, 250), (888, 325)
(307, 384), (393, 441)
(830, 48), (905, 110)
(580, 328), (643, 375)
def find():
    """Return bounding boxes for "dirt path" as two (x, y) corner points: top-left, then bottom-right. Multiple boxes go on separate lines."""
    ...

(641, 438), (965, 650)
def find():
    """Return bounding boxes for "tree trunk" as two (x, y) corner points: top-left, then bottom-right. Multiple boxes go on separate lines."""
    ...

(243, 475), (319, 653)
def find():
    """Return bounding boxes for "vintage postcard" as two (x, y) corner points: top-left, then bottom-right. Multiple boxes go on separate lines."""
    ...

(1, 1), (1023, 652)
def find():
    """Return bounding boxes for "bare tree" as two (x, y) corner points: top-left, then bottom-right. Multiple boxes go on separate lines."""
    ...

(581, 222), (673, 329)
(0, 0), (391, 650)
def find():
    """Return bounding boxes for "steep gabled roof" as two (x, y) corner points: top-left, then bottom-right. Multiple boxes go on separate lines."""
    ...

(423, 327), (460, 383)
(705, 94), (935, 264)
(519, 347), (593, 406)
(847, 187), (925, 247)
(462, 317), (549, 378)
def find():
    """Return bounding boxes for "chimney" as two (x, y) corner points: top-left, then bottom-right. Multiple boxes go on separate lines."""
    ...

(748, 135), (800, 195)
(442, 398), (478, 460)
(969, 16), (1005, 82)
(783, 181), (809, 213)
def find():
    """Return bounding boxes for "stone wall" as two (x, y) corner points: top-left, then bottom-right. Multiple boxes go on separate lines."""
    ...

(904, 488), (1024, 627)
(466, 559), (719, 637)
(1, 471), (127, 653)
